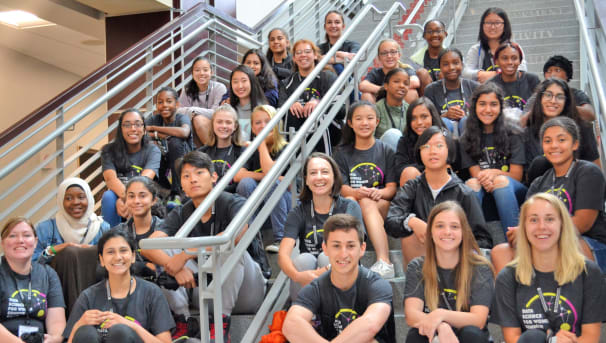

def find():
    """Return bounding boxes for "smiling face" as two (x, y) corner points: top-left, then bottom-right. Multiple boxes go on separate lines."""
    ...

(121, 111), (145, 147)
(325, 12), (345, 41)
(424, 21), (447, 48)
(410, 105), (433, 136)
(475, 92), (500, 132)
(213, 110), (237, 144)
(524, 199), (561, 254)
(180, 163), (217, 201)
(419, 133), (448, 170)
(541, 84), (566, 118)
(545, 66), (568, 82)
(293, 42), (317, 73)
(431, 210), (463, 254)
(156, 91), (178, 122)
(63, 186), (88, 220)
(231, 71), (252, 101)
(269, 29), (289, 56)
(322, 228), (365, 276)
(99, 236), (135, 277)
(348, 105), (378, 140)
(440, 51), (463, 82)
(192, 59), (212, 89)
(482, 13), (505, 40)
(542, 126), (578, 167)
(378, 41), (401, 70)
(384, 71), (409, 102)
(251, 109), (272, 137)
(126, 181), (155, 218)
(244, 53), (262, 76)
(306, 157), (334, 197)
(1, 222), (37, 263)
(496, 46), (520, 77)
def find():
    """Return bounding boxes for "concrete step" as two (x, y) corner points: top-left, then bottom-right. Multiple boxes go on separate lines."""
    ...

(467, 0), (572, 11)
(462, 6), (574, 22)
(361, 250), (406, 278)
(456, 18), (578, 36)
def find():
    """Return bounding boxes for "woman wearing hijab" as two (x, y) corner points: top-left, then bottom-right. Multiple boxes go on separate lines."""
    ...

(34, 177), (111, 312)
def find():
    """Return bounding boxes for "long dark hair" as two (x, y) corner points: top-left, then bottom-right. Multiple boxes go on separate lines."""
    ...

(478, 7), (512, 51)
(242, 49), (278, 92)
(266, 28), (290, 62)
(339, 101), (377, 146)
(101, 109), (149, 173)
(402, 97), (445, 160)
(460, 83), (520, 161)
(228, 65), (268, 108)
(184, 56), (212, 102)
(527, 78), (578, 138)
(299, 152), (343, 201)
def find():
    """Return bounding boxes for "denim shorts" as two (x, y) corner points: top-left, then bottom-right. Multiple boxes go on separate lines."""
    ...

(582, 236), (606, 273)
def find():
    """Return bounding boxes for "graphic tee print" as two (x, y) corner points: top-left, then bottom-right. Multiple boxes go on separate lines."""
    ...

(333, 140), (396, 190)
(349, 162), (385, 188)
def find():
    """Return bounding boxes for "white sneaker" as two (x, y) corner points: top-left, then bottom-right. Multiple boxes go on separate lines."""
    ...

(370, 260), (395, 279)
(265, 241), (280, 253)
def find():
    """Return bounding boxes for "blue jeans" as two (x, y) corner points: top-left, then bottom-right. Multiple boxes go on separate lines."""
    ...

(236, 177), (291, 242)
(380, 128), (402, 152)
(582, 236), (606, 273)
(101, 190), (122, 227)
(442, 116), (467, 137)
(474, 176), (527, 237)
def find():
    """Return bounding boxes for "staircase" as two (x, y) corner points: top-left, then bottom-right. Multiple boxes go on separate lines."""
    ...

(452, 0), (580, 88)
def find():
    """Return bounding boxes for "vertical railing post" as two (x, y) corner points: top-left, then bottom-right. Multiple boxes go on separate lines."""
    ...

(292, 126), (303, 207)
(288, 3), (295, 40)
(55, 106), (64, 187)
(315, 0), (321, 42)
(145, 46), (154, 112)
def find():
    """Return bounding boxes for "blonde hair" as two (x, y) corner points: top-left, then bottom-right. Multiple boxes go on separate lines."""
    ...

(423, 201), (492, 311)
(509, 193), (586, 286)
(251, 105), (287, 154)
(207, 104), (244, 147)
(377, 39), (412, 70)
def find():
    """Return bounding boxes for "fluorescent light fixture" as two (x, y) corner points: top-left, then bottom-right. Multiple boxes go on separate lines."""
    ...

(0, 10), (55, 29)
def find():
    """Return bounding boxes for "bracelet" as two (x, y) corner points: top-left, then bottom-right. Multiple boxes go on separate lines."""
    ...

(50, 245), (57, 255)
(154, 131), (158, 140)
(403, 213), (416, 232)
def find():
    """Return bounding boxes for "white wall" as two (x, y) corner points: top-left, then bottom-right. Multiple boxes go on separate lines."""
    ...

(235, 0), (283, 28)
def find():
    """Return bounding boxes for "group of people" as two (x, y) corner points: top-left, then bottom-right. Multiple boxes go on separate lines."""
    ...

(2, 5), (606, 343)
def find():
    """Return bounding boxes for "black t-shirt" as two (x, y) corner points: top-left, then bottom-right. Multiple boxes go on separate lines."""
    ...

(423, 50), (442, 81)
(270, 54), (294, 81)
(318, 40), (361, 55)
(0, 258), (65, 336)
(487, 72), (540, 111)
(404, 257), (494, 312)
(158, 192), (245, 238)
(524, 122), (599, 165)
(333, 140), (397, 189)
(492, 262), (606, 335)
(460, 132), (525, 171)
(527, 160), (606, 244)
(114, 216), (163, 264)
(573, 88), (591, 106)
(294, 266), (393, 342)
(198, 144), (244, 192)
(145, 113), (194, 149)
(64, 277), (175, 338)
(284, 196), (364, 255)
(282, 70), (338, 130)
(244, 145), (286, 174)
(101, 143), (161, 180)
(364, 67), (416, 86)
(424, 79), (479, 116)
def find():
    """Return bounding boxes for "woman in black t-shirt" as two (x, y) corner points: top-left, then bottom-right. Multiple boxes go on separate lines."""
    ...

(460, 83), (527, 237)
(404, 201), (493, 343)
(65, 229), (173, 343)
(317, 10), (360, 75)
(266, 28), (293, 82)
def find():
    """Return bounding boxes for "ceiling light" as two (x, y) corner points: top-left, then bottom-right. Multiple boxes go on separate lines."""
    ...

(0, 10), (55, 29)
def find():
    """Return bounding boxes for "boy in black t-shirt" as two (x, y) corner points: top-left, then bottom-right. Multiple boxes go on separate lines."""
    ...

(283, 214), (394, 343)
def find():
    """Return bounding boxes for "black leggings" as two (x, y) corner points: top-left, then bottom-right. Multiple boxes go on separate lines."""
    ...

(405, 325), (489, 343)
(72, 324), (143, 343)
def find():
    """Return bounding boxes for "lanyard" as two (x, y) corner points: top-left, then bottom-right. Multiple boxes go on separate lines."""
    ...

(9, 267), (32, 323)
(310, 199), (335, 245)
(384, 103), (405, 132)
(441, 78), (465, 112)
(550, 161), (575, 210)
(215, 145), (233, 177)
(78, 219), (93, 244)
(206, 204), (216, 236)
(106, 277), (134, 316)
(436, 271), (454, 311)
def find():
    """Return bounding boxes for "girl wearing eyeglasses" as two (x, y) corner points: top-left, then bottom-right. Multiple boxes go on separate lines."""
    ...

(101, 109), (161, 227)
(463, 7), (527, 83)
(523, 78), (599, 184)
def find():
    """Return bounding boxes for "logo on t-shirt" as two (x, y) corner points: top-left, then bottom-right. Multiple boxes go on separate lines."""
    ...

(304, 229), (323, 254)
(333, 308), (359, 333)
(349, 162), (384, 188)
(6, 288), (48, 319)
(504, 95), (527, 110)
(522, 291), (578, 333)
(478, 147), (509, 172)
(545, 187), (573, 214)
(441, 99), (469, 116)
(212, 159), (233, 182)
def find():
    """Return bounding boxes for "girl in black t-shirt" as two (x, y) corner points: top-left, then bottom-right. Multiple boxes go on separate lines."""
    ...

(198, 104), (246, 193)
(395, 97), (447, 186)
(334, 101), (396, 278)
(65, 229), (173, 343)
(412, 20), (447, 84)
(524, 78), (600, 184)
(242, 49), (279, 107)
(266, 28), (293, 82)
(460, 83), (527, 237)
(404, 201), (493, 343)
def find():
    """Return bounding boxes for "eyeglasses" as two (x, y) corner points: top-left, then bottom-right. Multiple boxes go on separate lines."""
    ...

(483, 21), (504, 28)
(379, 50), (399, 57)
(419, 143), (446, 150)
(121, 122), (144, 129)
(425, 29), (445, 35)
(542, 91), (566, 103)
(294, 49), (313, 56)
